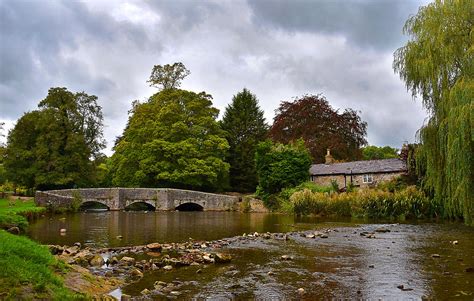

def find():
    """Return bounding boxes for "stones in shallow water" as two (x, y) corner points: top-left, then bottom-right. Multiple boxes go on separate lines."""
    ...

(146, 242), (162, 251)
(281, 255), (293, 261)
(397, 285), (413, 291)
(163, 265), (173, 271)
(48, 245), (64, 255)
(64, 246), (79, 256)
(90, 254), (105, 266)
(375, 227), (391, 233)
(213, 252), (232, 263)
(202, 255), (215, 263)
(109, 256), (119, 265)
(120, 256), (135, 265)
(360, 231), (375, 238)
(130, 268), (143, 278)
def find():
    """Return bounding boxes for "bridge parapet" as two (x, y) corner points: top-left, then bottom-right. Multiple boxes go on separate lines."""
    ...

(35, 188), (240, 211)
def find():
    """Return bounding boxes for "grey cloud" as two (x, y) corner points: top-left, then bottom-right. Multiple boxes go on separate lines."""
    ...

(248, 0), (420, 50)
(0, 0), (152, 119)
(1, 0), (427, 153)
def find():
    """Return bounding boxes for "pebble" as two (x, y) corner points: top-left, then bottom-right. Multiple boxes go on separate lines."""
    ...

(375, 227), (391, 233)
(431, 254), (441, 258)
(297, 288), (305, 294)
(281, 255), (293, 261)
(130, 268), (143, 277)
(163, 265), (173, 271)
(452, 240), (459, 245)
(121, 294), (131, 301)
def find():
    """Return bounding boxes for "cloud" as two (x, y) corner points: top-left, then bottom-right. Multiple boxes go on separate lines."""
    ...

(248, 0), (421, 50)
(0, 0), (427, 153)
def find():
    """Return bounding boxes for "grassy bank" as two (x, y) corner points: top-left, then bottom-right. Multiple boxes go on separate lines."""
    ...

(0, 198), (85, 299)
(0, 230), (83, 299)
(287, 186), (438, 219)
(0, 198), (45, 231)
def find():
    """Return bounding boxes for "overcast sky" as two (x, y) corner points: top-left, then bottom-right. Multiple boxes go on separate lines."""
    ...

(0, 0), (430, 155)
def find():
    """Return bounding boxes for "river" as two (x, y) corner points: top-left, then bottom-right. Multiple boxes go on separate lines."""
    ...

(28, 211), (474, 300)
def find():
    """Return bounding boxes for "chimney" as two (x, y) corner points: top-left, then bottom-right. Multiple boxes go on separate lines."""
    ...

(325, 148), (334, 164)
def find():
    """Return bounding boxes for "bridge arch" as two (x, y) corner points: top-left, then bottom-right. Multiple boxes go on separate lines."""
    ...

(124, 200), (156, 211)
(175, 202), (204, 211)
(79, 201), (110, 211)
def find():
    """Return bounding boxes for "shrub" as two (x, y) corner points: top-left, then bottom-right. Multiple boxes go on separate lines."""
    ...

(289, 186), (436, 219)
(255, 139), (312, 196)
(70, 190), (82, 212)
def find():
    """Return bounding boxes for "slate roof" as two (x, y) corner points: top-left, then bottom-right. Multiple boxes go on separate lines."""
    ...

(310, 158), (407, 176)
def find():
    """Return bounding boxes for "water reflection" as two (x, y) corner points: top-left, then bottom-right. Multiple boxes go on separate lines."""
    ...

(27, 211), (346, 247)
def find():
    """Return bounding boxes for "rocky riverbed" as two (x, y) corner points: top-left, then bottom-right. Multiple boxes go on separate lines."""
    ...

(47, 222), (474, 300)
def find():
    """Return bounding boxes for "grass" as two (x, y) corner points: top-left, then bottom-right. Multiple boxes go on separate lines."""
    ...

(0, 199), (85, 299)
(0, 230), (84, 299)
(0, 198), (46, 231)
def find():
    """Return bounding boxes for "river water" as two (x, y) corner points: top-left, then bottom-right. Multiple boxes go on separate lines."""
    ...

(28, 211), (474, 299)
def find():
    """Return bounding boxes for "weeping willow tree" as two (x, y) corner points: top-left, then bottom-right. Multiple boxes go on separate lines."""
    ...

(394, 0), (474, 224)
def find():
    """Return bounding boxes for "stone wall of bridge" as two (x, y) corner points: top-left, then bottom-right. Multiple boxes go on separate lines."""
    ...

(35, 188), (240, 211)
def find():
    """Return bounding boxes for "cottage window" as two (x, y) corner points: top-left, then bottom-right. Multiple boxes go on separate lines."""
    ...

(363, 174), (373, 183)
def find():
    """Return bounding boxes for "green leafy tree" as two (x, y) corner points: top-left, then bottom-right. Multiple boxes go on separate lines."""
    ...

(110, 88), (229, 191)
(4, 88), (105, 190)
(147, 62), (190, 90)
(255, 139), (312, 198)
(220, 88), (268, 192)
(362, 145), (399, 160)
(393, 0), (473, 224)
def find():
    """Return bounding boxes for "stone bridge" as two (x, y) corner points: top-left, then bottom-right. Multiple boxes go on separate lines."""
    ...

(35, 188), (240, 211)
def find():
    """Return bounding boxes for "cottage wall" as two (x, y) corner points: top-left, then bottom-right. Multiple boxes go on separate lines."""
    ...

(312, 175), (346, 188)
(352, 172), (404, 188)
(312, 172), (404, 189)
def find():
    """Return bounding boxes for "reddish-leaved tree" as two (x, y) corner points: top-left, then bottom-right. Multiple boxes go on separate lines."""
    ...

(269, 94), (367, 163)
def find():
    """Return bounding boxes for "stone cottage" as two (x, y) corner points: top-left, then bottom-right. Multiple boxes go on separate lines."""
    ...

(309, 149), (407, 189)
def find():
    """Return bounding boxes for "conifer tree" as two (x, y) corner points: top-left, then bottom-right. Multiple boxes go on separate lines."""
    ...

(220, 89), (268, 192)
